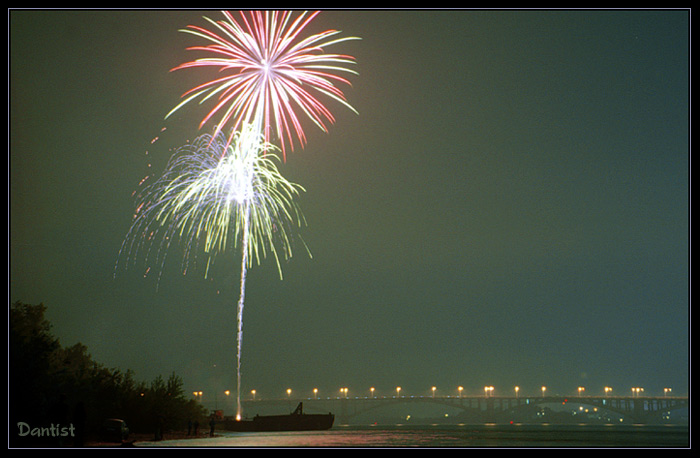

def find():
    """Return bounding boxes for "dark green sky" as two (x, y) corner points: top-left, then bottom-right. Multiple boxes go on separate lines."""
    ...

(10, 9), (689, 406)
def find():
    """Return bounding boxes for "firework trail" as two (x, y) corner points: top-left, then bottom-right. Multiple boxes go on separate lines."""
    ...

(117, 125), (308, 417)
(166, 10), (359, 158)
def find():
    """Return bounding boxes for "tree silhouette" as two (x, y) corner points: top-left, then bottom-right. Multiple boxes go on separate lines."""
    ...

(9, 301), (206, 446)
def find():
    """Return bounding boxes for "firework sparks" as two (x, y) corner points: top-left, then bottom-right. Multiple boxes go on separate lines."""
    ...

(165, 10), (359, 158)
(119, 124), (307, 282)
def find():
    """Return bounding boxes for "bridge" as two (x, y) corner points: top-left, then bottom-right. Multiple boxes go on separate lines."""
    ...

(235, 395), (688, 425)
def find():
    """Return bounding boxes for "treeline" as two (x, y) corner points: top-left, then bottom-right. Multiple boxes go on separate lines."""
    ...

(9, 301), (207, 446)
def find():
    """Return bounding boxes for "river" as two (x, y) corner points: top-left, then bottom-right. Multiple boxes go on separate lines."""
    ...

(136, 423), (689, 448)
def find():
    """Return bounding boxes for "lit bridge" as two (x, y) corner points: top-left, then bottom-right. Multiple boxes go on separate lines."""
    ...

(237, 395), (689, 425)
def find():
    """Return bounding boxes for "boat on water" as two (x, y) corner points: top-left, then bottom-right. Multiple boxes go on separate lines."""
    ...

(222, 402), (334, 432)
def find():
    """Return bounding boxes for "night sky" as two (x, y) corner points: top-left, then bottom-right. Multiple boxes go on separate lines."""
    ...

(10, 9), (689, 406)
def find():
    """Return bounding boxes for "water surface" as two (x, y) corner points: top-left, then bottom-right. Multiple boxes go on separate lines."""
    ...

(137, 424), (689, 448)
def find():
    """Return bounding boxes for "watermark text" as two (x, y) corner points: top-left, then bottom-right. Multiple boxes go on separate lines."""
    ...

(16, 422), (75, 438)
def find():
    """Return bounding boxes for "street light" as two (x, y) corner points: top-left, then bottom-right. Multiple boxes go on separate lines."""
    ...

(313, 388), (318, 400)
(578, 386), (585, 397)
(432, 386), (437, 398)
(484, 386), (494, 397)
(604, 386), (612, 397)
(664, 388), (672, 397)
(458, 386), (464, 398)
(541, 386), (547, 398)
(250, 389), (256, 401)
(396, 386), (402, 398)
(370, 387), (375, 398)
(287, 388), (292, 399)
(514, 386), (520, 398)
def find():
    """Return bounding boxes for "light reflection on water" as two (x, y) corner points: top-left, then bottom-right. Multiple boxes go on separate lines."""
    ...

(136, 424), (689, 448)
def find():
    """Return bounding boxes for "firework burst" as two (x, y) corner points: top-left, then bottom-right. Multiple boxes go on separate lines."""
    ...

(118, 124), (308, 285)
(165, 10), (359, 158)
